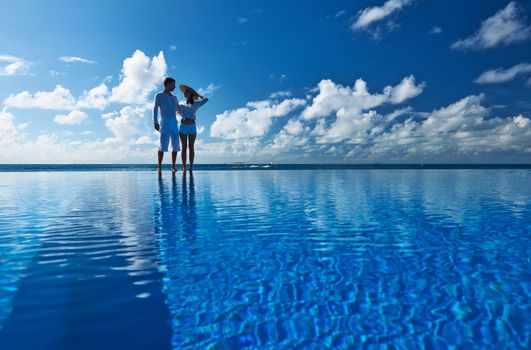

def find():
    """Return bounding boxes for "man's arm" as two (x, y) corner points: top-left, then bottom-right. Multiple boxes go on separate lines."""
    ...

(153, 94), (160, 131)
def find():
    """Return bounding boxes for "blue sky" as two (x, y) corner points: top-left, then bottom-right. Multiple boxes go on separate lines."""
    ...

(1, 0), (530, 163)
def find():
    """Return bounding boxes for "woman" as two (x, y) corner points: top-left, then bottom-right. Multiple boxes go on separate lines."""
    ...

(178, 84), (209, 174)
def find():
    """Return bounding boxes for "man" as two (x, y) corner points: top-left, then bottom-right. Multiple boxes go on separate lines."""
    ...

(153, 77), (180, 176)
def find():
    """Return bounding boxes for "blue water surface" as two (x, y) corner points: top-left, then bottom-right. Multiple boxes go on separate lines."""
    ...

(0, 170), (529, 349)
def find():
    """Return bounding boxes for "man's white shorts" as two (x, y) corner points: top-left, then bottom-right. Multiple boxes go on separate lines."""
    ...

(159, 122), (180, 152)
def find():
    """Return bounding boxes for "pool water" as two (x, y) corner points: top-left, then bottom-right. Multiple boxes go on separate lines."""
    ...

(0, 170), (529, 349)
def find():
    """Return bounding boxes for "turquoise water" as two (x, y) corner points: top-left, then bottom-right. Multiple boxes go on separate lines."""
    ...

(0, 170), (529, 349)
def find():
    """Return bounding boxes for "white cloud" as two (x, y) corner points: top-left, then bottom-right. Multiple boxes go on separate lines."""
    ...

(169, 45), (177, 51)
(451, 2), (531, 50)
(54, 110), (87, 125)
(210, 98), (306, 140)
(237, 17), (248, 24)
(429, 27), (443, 35)
(196, 138), (263, 161)
(77, 83), (110, 109)
(269, 90), (292, 99)
(49, 70), (66, 77)
(0, 54), (32, 76)
(0, 109), (22, 148)
(109, 50), (167, 105)
(388, 75), (426, 103)
(334, 10), (347, 18)
(269, 119), (311, 154)
(262, 83), (529, 162)
(197, 83), (221, 97)
(103, 106), (150, 143)
(0, 104), (158, 163)
(0, 109), (140, 163)
(301, 75), (425, 120)
(351, 0), (414, 31)
(365, 95), (531, 160)
(4, 85), (76, 110)
(4, 81), (110, 112)
(59, 56), (96, 64)
(475, 62), (531, 84)
(270, 74), (288, 83)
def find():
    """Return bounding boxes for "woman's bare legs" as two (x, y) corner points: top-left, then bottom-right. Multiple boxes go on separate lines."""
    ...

(189, 134), (196, 174)
(179, 133), (188, 175)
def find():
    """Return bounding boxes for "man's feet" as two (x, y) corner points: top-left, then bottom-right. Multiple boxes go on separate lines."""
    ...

(171, 167), (177, 176)
(189, 166), (193, 174)
(157, 167), (162, 176)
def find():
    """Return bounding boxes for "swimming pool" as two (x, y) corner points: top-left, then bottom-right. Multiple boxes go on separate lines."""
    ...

(0, 170), (529, 349)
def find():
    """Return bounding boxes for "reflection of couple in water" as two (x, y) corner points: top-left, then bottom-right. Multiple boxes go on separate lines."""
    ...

(153, 77), (209, 176)
(156, 174), (196, 236)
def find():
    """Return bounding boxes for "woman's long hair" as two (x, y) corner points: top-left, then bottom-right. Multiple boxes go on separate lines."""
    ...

(186, 93), (195, 105)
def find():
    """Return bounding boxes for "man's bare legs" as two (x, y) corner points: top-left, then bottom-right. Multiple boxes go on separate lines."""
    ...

(189, 134), (196, 174)
(171, 151), (178, 175)
(179, 133), (188, 175)
(157, 150), (164, 176)
(157, 150), (177, 176)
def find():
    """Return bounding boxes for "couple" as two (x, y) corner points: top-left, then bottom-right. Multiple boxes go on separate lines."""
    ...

(153, 77), (208, 176)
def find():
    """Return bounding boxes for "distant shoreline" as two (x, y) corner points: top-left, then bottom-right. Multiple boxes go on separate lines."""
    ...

(0, 164), (530, 172)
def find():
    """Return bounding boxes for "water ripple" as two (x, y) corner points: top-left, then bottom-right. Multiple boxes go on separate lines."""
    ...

(0, 170), (529, 349)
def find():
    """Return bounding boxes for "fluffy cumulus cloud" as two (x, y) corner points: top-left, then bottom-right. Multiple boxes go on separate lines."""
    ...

(0, 106), (156, 163)
(301, 75), (425, 120)
(76, 83), (110, 110)
(210, 98), (306, 139)
(0, 55), (32, 76)
(365, 95), (531, 161)
(54, 110), (87, 125)
(269, 119), (312, 155)
(0, 109), (22, 150)
(4, 85), (76, 110)
(452, 2), (531, 50)
(0, 49), (171, 163)
(351, 0), (414, 31)
(202, 77), (530, 163)
(475, 62), (531, 84)
(102, 106), (151, 144)
(3, 50), (164, 113)
(4, 82), (112, 112)
(109, 50), (167, 104)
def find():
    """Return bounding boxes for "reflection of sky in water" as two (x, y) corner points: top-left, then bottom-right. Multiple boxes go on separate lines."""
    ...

(0, 170), (529, 349)
(0, 172), (172, 349)
(153, 170), (530, 349)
